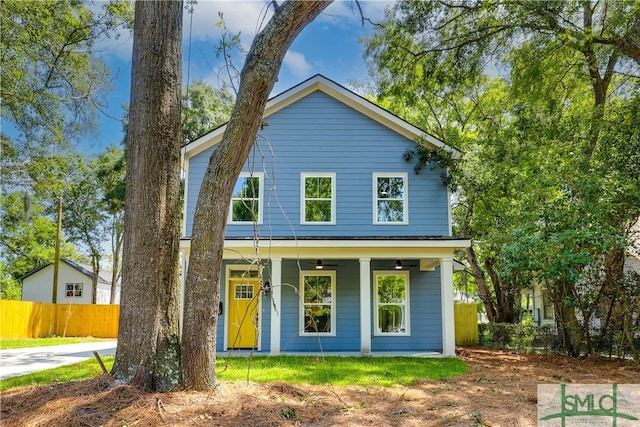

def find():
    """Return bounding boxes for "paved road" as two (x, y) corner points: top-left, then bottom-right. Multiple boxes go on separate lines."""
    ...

(0, 341), (117, 380)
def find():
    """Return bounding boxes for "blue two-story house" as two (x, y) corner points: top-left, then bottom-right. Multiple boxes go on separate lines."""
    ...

(180, 75), (469, 357)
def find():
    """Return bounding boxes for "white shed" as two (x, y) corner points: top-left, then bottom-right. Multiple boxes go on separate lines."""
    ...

(20, 259), (120, 304)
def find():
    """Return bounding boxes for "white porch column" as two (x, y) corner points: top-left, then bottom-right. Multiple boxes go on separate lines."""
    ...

(359, 258), (371, 355)
(270, 257), (282, 355)
(440, 256), (455, 356)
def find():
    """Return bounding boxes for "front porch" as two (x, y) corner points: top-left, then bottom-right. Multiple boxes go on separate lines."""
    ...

(179, 237), (470, 357)
(215, 349), (448, 358)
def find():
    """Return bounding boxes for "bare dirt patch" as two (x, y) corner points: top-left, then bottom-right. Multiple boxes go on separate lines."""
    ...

(2, 347), (638, 426)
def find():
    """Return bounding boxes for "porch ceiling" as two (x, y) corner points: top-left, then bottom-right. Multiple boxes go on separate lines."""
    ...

(180, 237), (470, 261)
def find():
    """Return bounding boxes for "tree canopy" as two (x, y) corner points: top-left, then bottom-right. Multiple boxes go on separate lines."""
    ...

(1, 0), (131, 144)
(364, 0), (640, 355)
(182, 80), (235, 143)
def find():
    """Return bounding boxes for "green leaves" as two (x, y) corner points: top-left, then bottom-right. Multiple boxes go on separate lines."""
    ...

(182, 80), (234, 143)
(0, 191), (84, 297)
(363, 0), (640, 332)
(1, 0), (127, 143)
(0, 141), (127, 300)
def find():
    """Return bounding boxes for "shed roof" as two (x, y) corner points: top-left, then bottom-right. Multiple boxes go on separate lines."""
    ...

(19, 259), (111, 285)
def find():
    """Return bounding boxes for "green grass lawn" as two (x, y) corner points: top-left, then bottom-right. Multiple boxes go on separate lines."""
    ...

(0, 337), (113, 350)
(217, 356), (467, 386)
(0, 355), (467, 392)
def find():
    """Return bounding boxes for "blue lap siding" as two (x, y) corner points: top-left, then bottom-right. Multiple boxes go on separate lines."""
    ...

(184, 91), (450, 239)
(370, 262), (443, 352)
(280, 259), (361, 352)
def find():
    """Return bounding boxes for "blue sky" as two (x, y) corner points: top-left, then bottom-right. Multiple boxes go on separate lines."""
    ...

(89, 0), (394, 153)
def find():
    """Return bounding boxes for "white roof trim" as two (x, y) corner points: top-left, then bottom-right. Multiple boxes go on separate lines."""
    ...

(183, 74), (461, 159)
(222, 238), (469, 249)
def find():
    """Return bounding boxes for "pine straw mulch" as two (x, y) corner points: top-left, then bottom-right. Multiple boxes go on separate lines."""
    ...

(2, 347), (639, 427)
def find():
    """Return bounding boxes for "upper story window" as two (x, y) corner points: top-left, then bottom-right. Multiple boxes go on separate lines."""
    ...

(300, 271), (336, 336)
(374, 271), (410, 336)
(373, 173), (408, 224)
(229, 172), (263, 224)
(301, 173), (336, 224)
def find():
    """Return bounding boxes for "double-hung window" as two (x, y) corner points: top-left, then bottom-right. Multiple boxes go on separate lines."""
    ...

(374, 271), (410, 335)
(301, 173), (335, 224)
(229, 172), (263, 224)
(373, 173), (408, 224)
(300, 271), (336, 335)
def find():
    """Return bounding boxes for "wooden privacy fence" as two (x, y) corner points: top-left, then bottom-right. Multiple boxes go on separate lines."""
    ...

(454, 303), (479, 346)
(1, 300), (478, 345)
(0, 300), (119, 339)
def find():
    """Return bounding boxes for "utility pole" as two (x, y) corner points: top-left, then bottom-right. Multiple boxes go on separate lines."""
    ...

(52, 196), (62, 303)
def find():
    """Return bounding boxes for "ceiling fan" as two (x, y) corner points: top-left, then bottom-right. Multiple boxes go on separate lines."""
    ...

(389, 260), (417, 270)
(309, 259), (338, 269)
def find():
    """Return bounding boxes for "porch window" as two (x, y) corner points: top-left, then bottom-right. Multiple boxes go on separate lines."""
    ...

(300, 271), (336, 336)
(373, 173), (408, 224)
(229, 173), (263, 224)
(65, 283), (83, 298)
(374, 271), (410, 335)
(301, 173), (335, 224)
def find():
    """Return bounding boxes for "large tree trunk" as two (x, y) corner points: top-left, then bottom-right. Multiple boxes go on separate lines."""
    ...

(551, 280), (583, 357)
(112, 0), (183, 391)
(181, 0), (332, 391)
(484, 256), (519, 323)
(465, 246), (497, 323)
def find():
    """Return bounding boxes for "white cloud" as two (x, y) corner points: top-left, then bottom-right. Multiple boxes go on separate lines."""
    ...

(188, 1), (272, 42)
(188, 1), (395, 43)
(97, 1), (271, 61)
(283, 50), (312, 77)
(98, 1), (395, 61)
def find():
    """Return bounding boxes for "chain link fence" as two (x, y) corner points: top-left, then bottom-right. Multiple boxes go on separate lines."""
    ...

(478, 322), (639, 361)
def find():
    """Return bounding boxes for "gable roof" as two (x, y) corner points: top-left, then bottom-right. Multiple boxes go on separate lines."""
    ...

(183, 74), (461, 159)
(19, 259), (111, 284)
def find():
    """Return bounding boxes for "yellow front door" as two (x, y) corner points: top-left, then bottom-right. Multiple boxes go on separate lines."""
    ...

(228, 278), (259, 349)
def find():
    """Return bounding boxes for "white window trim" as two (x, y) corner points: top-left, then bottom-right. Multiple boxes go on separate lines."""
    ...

(228, 172), (264, 224)
(299, 270), (336, 336)
(373, 270), (411, 336)
(372, 172), (408, 225)
(300, 172), (336, 225)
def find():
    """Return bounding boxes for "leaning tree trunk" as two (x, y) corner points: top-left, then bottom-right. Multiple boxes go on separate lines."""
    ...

(484, 257), (519, 323)
(552, 280), (582, 357)
(112, 0), (183, 391)
(465, 246), (497, 322)
(181, 0), (333, 391)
